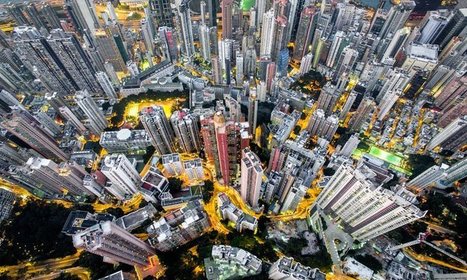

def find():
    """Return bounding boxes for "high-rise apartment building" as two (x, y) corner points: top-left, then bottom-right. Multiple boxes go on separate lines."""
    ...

(101, 154), (141, 200)
(96, 72), (118, 103)
(316, 83), (340, 115)
(221, 0), (234, 39)
(260, 10), (276, 58)
(240, 148), (263, 208)
(1, 107), (69, 162)
(427, 116), (467, 151)
(170, 110), (201, 153)
(311, 164), (426, 241)
(13, 27), (100, 97)
(348, 96), (376, 132)
(339, 91), (357, 120)
(338, 133), (360, 157)
(379, 0), (415, 40)
(150, 0), (173, 27)
(75, 90), (108, 135)
(65, 0), (100, 38)
(21, 157), (93, 197)
(293, 6), (318, 61)
(175, 0), (195, 59)
(73, 221), (155, 267)
(140, 106), (175, 155)
(213, 112), (250, 185)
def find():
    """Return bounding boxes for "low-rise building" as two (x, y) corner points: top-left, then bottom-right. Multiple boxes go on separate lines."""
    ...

(100, 129), (152, 153)
(342, 257), (374, 280)
(147, 200), (210, 251)
(162, 153), (183, 176)
(140, 167), (170, 203)
(183, 158), (204, 181)
(218, 193), (258, 232)
(269, 257), (325, 280)
(205, 245), (262, 280)
(61, 210), (115, 236)
(115, 204), (158, 232)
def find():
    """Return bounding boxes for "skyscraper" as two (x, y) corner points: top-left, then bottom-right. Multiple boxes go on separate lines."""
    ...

(292, 6), (317, 61)
(73, 221), (155, 267)
(379, 0), (416, 40)
(170, 110), (201, 153)
(326, 31), (346, 68)
(65, 0), (100, 38)
(212, 112), (250, 185)
(298, 52), (313, 76)
(248, 92), (258, 137)
(141, 18), (155, 55)
(332, 46), (358, 82)
(316, 83), (340, 115)
(96, 72), (118, 103)
(418, 10), (450, 44)
(221, 0), (234, 39)
(175, 0), (195, 59)
(338, 133), (360, 157)
(101, 154), (141, 200)
(427, 116), (467, 151)
(340, 90), (357, 120)
(311, 164), (426, 241)
(140, 106), (175, 155)
(13, 27), (99, 97)
(150, 0), (174, 27)
(260, 10), (276, 58)
(240, 148), (263, 208)
(377, 90), (401, 121)
(40, 3), (62, 29)
(1, 107), (69, 162)
(349, 96), (376, 132)
(159, 26), (178, 62)
(434, 8), (467, 49)
(94, 28), (127, 72)
(75, 90), (108, 135)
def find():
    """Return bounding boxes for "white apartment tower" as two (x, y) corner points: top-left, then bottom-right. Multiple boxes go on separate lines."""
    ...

(260, 9), (276, 58)
(73, 221), (155, 267)
(240, 148), (263, 208)
(312, 164), (426, 241)
(140, 106), (175, 155)
(75, 90), (108, 135)
(96, 71), (118, 103)
(170, 110), (201, 153)
(101, 154), (141, 200)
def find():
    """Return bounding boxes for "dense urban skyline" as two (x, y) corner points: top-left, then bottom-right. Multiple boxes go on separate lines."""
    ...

(0, 0), (465, 279)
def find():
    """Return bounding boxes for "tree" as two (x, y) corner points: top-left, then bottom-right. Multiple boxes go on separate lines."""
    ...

(203, 180), (214, 203)
(293, 125), (301, 135)
(353, 254), (383, 272)
(408, 154), (436, 179)
(168, 178), (183, 193)
(323, 168), (335, 176)
(104, 207), (124, 218)
(54, 273), (80, 280)
(0, 200), (77, 265)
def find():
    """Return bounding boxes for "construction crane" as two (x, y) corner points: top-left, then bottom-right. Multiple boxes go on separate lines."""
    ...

(387, 232), (466, 266)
